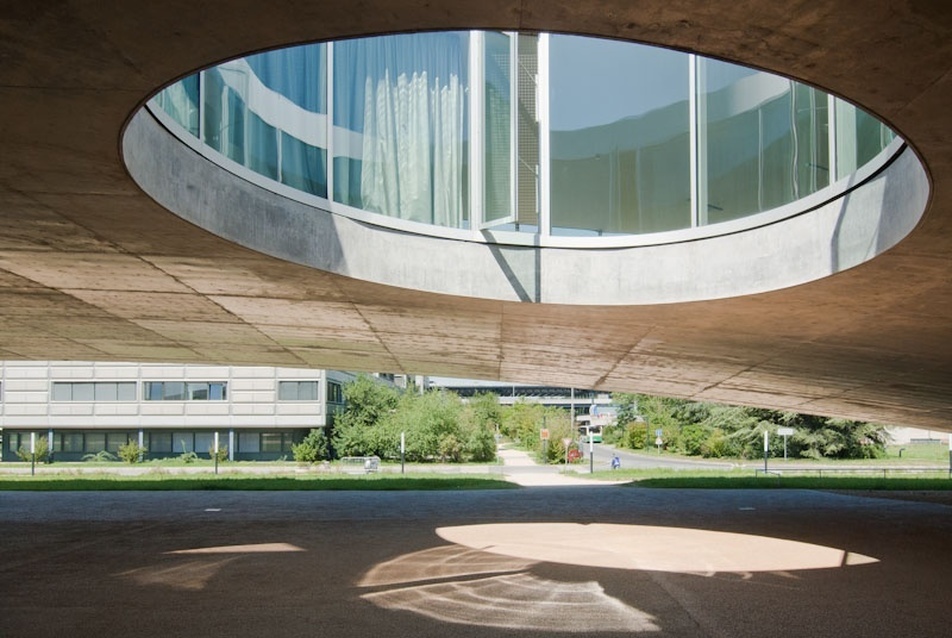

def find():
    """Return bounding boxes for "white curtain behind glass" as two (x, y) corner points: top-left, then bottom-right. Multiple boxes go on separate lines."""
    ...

(337, 34), (467, 227)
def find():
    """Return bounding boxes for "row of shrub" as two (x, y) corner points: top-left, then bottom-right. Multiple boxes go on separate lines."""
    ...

(607, 394), (890, 460)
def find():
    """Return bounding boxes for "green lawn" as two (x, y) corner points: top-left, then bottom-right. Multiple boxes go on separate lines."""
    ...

(0, 473), (517, 491)
(588, 467), (952, 490)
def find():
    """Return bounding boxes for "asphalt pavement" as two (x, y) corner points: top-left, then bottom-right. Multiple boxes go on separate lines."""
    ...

(2, 481), (951, 637)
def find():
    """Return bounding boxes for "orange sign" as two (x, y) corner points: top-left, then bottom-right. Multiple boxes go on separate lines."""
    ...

(540, 428), (550, 440)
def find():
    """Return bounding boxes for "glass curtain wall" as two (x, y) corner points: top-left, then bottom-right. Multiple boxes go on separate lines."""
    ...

(699, 59), (830, 224)
(549, 36), (691, 235)
(151, 32), (897, 240)
(333, 32), (470, 228)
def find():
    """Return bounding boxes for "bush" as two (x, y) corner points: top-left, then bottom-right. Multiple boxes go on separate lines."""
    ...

(179, 451), (199, 463)
(16, 436), (49, 463)
(209, 445), (228, 464)
(117, 440), (146, 464)
(293, 428), (329, 463)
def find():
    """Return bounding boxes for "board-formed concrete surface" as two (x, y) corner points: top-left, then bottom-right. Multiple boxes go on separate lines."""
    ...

(1, 2), (951, 429)
(1, 488), (950, 637)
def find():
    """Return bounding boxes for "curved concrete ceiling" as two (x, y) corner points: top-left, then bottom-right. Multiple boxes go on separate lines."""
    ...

(0, 2), (949, 428)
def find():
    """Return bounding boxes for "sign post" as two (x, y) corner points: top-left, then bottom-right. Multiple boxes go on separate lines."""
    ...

(30, 432), (36, 477)
(655, 429), (663, 455)
(777, 427), (795, 460)
(589, 432), (594, 474)
(763, 430), (770, 474)
(213, 431), (220, 475)
(401, 431), (406, 475)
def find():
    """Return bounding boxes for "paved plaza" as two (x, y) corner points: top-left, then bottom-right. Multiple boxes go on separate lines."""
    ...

(1, 485), (950, 638)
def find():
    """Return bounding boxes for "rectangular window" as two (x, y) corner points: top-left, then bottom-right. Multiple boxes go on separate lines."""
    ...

(94, 383), (118, 402)
(327, 381), (344, 404)
(144, 381), (226, 401)
(72, 383), (95, 402)
(238, 431), (260, 453)
(150, 432), (173, 454)
(86, 433), (106, 452)
(260, 432), (283, 452)
(278, 380), (319, 401)
(61, 433), (84, 453)
(173, 432), (193, 453)
(195, 432), (215, 455)
(105, 433), (131, 453)
(52, 381), (138, 401)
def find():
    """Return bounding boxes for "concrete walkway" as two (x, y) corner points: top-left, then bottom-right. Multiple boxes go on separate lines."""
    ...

(497, 446), (623, 487)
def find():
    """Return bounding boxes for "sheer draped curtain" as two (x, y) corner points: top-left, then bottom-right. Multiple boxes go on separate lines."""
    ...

(335, 33), (468, 227)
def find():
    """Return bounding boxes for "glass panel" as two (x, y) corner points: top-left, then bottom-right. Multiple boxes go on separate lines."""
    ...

(281, 133), (327, 196)
(261, 432), (283, 452)
(246, 43), (327, 113)
(117, 382), (137, 401)
(238, 431), (260, 453)
(195, 432), (214, 454)
(163, 382), (186, 401)
(106, 433), (130, 453)
(515, 34), (539, 229)
(836, 103), (895, 179)
(62, 433), (84, 453)
(86, 433), (106, 452)
(484, 31), (512, 224)
(278, 381), (295, 401)
(144, 382), (162, 401)
(549, 36), (691, 235)
(188, 382), (209, 400)
(72, 383), (94, 402)
(298, 381), (318, 401)
(51, 382), (71, 401)
(94, 382), (118, 402)
(333, 32), (470, 228)
(327, 381), (343, 404)
(173, 432), (193, 453)
(209, 383), (226, 401)
(203, 66), (246, 164)
(793, 84), (830, 195)
(702, 59), (830, 224)
(247, 111), (278, 179)
(150, 432), (173, 454)
(155, 75), (200, 137)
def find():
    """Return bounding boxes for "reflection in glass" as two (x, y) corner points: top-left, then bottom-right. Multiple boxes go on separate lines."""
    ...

(550, 36), (691, 235)
(334, 33), (470, 228)
(701, 59), (830, 224)
(154, 74), (199, 136)
(836, 102), (895, 179)
(152, 32), (897, 241)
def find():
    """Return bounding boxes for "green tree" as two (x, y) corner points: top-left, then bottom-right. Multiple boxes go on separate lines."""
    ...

(331, 375), (400, 457)
(292, 428), (330, 463)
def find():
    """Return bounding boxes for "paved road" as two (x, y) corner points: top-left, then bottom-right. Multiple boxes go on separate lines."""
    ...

(2, 487), (950, 637)
(583, 443), (733, 472)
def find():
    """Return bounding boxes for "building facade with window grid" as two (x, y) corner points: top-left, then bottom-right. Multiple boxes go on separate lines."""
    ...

(0, 362), (354, 462)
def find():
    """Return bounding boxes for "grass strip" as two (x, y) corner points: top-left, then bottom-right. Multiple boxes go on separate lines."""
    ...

(0, 474), (517, 491)
(623, 474), (952, 490)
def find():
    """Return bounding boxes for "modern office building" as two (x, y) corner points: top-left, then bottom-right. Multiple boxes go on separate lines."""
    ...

(0, 362), (355, 462)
